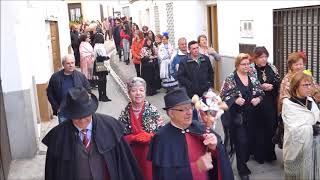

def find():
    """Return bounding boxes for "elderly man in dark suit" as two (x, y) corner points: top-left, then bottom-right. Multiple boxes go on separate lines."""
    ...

(42, 87), (143, 180)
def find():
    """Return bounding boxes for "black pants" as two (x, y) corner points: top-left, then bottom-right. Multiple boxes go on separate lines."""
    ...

(134, 64), (141, 77)
(230, 124), (251, 176)
(97, 74), (107, 99)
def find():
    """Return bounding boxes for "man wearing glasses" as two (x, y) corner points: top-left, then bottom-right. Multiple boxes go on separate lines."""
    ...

(148, 88), (234, 180)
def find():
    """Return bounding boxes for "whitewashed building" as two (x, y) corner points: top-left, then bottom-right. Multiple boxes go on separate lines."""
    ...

(0, 1), (70, 178)
(66, 0), (117, 23)
(118, 0), (320, 87)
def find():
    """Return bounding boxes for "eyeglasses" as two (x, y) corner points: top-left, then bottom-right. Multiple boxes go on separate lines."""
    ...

(239, 63), (250, 66)
(170, 107), (193, 113)
(300, 83), (313, 88)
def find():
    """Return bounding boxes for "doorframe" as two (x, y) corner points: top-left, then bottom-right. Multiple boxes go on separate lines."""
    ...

(49, 21), (61, 72)
(207, 5), (221, 91)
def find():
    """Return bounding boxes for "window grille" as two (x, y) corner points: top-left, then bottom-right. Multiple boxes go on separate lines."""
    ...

(273, 5), (320, 83)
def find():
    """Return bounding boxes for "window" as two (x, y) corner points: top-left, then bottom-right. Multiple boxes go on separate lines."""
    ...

(273, 5), (320, 83)
(68, 3), (82, 22)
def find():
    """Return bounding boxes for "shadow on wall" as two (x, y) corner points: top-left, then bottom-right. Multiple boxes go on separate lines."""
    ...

(219, 56), (236, 88)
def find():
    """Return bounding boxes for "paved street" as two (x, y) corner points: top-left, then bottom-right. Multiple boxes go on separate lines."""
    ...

(8, 39), (284, 180)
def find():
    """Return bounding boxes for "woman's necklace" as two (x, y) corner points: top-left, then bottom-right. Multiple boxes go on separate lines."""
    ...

(132, 106), (142, 112)
(261, 69), (267, 82)
(292, 96), (308, 108)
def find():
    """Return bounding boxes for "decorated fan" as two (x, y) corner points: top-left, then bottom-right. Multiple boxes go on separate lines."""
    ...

(192, 88), (228, 131)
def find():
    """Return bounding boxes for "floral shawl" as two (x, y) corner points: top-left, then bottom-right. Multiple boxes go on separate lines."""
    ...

(278, 72), (294, 113)
(249, 62), (281, 83)
(118, 101), (163, 135)
(220, 71), (264, 106)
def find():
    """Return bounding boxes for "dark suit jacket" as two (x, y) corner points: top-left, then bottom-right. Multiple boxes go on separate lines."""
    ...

(42, 113), (143, 180)
(47, 69), (90, 115)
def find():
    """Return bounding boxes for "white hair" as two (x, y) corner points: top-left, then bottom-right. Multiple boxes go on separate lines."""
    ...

(61, 54), (75, 65)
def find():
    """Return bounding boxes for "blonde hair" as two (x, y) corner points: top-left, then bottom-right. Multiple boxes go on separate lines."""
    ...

(289, 71), (313, 97)
(235, 53), (251, 68)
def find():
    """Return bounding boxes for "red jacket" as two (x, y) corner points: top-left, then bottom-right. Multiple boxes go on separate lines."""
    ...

(131, 39), (145, 64)
(120, 29), (130, 40)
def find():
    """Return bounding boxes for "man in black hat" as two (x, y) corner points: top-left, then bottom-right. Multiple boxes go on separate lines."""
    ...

(42, 87), (143, 180)
(148, 88), (234, 180)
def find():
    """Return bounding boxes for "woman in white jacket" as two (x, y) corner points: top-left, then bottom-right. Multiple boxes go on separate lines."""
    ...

(282, 71), (320, 180)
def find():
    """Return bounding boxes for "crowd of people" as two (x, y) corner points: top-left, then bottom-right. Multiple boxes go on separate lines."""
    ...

(46, 16), (320, 180)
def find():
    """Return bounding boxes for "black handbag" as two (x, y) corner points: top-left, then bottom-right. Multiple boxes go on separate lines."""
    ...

(95, 62), (108, 72)
(95, 55), (108, 73)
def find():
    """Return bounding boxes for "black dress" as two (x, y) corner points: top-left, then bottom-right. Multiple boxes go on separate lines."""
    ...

(252, 64), (280, 163)
(141, 47), (157, 95)
(229, 73), (255, 176)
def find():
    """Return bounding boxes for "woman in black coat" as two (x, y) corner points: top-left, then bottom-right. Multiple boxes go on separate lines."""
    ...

(220, 53), (264, 180)
(140, 37), (158, 96)
(250, 46), (280, 163)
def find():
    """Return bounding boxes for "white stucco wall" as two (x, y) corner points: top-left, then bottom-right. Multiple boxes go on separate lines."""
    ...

(1, 1), (70, 92)
(217, 0), (320, 61)
(173, 1), (207, 44)
(81, 1), (103, 22)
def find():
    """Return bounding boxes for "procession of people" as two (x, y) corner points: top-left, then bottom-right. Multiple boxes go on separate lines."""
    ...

(43, 14), (320, 180)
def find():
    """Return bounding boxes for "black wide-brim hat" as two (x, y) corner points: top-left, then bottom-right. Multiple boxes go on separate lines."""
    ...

(60, 86), (98, 120)
(163, 88), (192, 110)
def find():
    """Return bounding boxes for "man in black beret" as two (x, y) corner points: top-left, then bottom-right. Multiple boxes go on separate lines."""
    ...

(42, 87), (143, 180)
(148, 88), (234, 180)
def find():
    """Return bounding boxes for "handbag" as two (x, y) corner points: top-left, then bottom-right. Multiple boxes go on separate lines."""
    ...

(95, 61), (108, 72)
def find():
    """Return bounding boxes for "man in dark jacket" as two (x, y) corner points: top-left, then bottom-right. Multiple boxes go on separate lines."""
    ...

(148, 88), (234, 180)
(42, 87), (143, 180)
(47, 54), (90, 123)
(113, 19), (122, 60)
(70, 25), (80, 66)
(177, 40), (213, 98)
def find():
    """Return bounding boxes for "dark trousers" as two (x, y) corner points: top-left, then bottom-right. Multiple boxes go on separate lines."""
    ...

(97, 74), (107, 99)
(134, 64), (141, 77)
(230, 124), (251, 176)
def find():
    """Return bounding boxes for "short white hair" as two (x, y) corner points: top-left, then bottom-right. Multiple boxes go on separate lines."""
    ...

(61, 54), (75, 65)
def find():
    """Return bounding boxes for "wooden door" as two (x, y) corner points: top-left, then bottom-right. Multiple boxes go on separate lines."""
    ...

(49, 21), (61, 72)
(207, 5), (221, 91)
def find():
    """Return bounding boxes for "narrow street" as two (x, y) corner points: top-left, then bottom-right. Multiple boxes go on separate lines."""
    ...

(6, 39), (285, 180)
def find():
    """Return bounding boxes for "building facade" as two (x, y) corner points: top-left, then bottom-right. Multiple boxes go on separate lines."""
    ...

(119, 0), (320, 86)
(1, 1), (70, 178)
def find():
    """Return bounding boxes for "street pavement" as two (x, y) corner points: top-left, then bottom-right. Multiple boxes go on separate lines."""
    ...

(7, 39), (285, 180)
